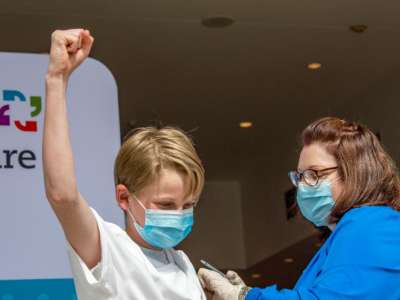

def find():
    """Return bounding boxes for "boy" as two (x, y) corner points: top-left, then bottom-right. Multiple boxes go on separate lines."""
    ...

(43, 28), (206, 299)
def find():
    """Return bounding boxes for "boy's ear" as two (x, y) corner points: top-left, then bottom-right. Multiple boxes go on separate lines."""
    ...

(116, 184), (131, 211)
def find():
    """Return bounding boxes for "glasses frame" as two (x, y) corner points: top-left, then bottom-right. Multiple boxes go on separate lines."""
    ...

(289, 166), (338, 187)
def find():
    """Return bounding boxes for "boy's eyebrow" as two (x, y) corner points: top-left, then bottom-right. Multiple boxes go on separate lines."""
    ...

(152, 196), (198, 204)
(151, 197), (176, 202)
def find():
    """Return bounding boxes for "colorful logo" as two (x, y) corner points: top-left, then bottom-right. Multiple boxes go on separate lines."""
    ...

(0, 89), (42, 132)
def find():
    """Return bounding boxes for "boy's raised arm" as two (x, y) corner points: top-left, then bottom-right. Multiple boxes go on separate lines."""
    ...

(43, 29), (101, 269)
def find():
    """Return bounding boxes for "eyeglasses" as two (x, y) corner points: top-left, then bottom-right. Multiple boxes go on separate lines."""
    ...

(289, 166), (338, 187)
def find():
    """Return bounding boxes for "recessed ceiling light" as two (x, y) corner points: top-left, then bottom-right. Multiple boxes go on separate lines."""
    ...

(240, 121), (253, 128)
(350, 24), (368, 33)
(307, 62), (322, 70)
(202, 16), (235, 28)
(251, 273), (262, 279)
(284, 258), (295, 263)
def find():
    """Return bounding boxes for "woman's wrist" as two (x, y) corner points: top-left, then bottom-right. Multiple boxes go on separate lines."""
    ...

(238, 286), (251, 300)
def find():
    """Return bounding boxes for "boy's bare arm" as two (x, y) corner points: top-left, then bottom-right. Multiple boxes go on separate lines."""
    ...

(43, 29), (100, 269)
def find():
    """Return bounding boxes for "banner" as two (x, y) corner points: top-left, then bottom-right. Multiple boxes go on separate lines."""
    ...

(0, 52), (122, 299)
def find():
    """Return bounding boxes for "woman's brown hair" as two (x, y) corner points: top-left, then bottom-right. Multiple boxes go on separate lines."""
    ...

(302, 117), (400, 223)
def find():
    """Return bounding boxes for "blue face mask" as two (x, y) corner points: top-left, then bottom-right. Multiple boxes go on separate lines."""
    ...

(296, 180), (335, 227)
(127, 196), (194, 249)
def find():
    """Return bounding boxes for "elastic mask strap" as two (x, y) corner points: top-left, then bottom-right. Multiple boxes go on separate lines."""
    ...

(126, 208), (137, 223)
(126, 194), (146, 224)
(132, 193), (147, 210)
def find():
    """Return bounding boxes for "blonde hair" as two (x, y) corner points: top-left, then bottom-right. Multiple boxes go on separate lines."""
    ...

(114, 127), (204, 199)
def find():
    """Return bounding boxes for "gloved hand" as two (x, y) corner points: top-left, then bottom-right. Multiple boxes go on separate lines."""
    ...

(226, 270), (246, 287)
(198, 268), (242, 300)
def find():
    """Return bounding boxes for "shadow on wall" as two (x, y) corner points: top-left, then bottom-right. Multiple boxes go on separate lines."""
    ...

(179, 181), (247, 270)
(227, 233), (322, 289)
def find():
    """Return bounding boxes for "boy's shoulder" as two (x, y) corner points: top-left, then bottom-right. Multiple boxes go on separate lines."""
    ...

(90, 207), (136, 246)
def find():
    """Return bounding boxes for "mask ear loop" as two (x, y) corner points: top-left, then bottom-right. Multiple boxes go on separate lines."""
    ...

(126, 207), (138, 223)
(132, 193), (147, 210)
(127, 194), (170, 255)
(126, 193), (146, 224)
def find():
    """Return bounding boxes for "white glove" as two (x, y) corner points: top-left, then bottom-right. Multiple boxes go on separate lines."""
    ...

(226, 270), (246, 287)
(198, 268), (241, 300)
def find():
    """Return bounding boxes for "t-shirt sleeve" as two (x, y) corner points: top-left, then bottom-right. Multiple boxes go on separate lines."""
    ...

(66, 208), (115, 297)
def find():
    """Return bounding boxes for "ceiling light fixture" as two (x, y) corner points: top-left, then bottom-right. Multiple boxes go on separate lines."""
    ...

(350, 24), (368, 33)
(307, 62), (322, 70)
(202, 16), (235, 28)
(240, 121), (253, 128)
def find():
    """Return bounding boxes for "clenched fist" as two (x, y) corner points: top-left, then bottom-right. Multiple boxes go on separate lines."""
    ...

(47, 29), (94, 80)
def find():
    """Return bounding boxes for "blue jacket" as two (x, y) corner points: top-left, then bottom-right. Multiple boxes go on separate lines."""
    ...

(246, 206), (400, 300)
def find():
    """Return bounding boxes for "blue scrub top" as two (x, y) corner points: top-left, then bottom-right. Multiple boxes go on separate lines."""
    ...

(246, 206), (400, 300)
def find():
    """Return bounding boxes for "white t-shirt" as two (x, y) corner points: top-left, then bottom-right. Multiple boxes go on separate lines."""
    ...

(67, 208), (206, 300)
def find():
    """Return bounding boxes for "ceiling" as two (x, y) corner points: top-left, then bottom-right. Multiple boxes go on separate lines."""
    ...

(2, 0), (400, 179)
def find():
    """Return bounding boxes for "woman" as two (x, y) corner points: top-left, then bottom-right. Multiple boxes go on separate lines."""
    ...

(198, 117), (400, 299)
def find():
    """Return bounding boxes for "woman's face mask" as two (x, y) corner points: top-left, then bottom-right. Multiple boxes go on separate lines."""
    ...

(127, 195), (194, 249)
(296, 180), (335, 227)
(295, 144), (342, 227)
